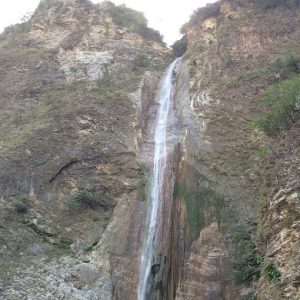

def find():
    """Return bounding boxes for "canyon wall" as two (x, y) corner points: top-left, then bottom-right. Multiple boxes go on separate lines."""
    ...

(0, 0), (171, 298)
(174, 1), (300, 299)
(0, 0), (300, 299)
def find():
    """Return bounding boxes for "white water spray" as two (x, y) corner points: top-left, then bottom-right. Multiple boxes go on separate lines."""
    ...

(137, 58), (180, 300)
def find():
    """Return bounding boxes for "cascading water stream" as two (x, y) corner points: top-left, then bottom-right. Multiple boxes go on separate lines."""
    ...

(137, 58), (181, 300)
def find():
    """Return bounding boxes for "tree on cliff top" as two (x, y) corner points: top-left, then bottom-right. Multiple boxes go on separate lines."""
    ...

(105, 1), (163, 43)
(171, 36), (188, 57)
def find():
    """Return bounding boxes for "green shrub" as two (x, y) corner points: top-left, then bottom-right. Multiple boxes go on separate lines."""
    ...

(226, 55), (236, 66)
(252, 76), (300, 135)
(255, 147), (269, 159)
(232, 225), (262, 284)
(258, 0), (300, 8)
(106, 2), (163, 43)
(13, 196), (29, 213)
(171, 37), (187, 57)
(181, 2), (220, 31)
(136, 26), (162, 43)
(151, 263), (161, 278)
(274, 55), (300, 78)
(26, 221), (56, 237)
(53, 237), (73, 249)
(264, 261), (281, 282)
(70, 190), (114, 209)
(137, 163), (151, 202)
(133, 53), (150, 68)
(153, 280), (165, 297)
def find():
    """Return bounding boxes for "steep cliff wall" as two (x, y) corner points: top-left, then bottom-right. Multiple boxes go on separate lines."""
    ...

(0, 0), (171, 298)
(175, 0), (300, 299)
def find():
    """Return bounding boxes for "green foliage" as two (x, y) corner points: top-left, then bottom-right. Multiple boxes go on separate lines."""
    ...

(153, 280), (165, 297)
(133, 53), (150, 68)
(25, 221), (56, 238)
(70, 189), (114, 209)
(274, 55), (300, 79)
(53, 237), (73, 249)
(232, 225), (262, 284)
(107, 3), (146, 29)
(136, 26), (162, 43)
(151, 263), (160, 278)
(214, 195), (225, 226)
(264, 261), (282, 282)
(226, 55), (236, 66)
(174, 176), (225, 242)
(171, 37), (187, 57)
(106, 2), (163, 43)
(255, 147), (269, 159)
(182, 2), (220, 32)
(258, 0), (300, 8)
(13, 196), (29, 213)
(252, 76), (300, 135)
(84, 239), (99, 252)
(137, 163), (151, 202)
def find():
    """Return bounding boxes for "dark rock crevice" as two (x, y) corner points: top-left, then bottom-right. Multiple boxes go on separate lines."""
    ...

(48, 158), (80, 183)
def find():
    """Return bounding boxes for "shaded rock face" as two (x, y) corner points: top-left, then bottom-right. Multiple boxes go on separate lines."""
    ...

(176, 223), (232, 300)
(174, 1), (300, 299)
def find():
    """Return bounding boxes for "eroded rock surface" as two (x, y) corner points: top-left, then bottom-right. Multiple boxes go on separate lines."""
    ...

(0, 0), (170, 298)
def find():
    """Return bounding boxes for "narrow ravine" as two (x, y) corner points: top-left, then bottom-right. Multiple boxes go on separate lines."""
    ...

(137, 58), (181, 300)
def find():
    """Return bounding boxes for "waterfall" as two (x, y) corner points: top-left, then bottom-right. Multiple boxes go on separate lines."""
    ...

(137, 58), (181, 300)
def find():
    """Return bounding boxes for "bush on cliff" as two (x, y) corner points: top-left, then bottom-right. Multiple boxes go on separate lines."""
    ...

(13, 196), (30, 213)
(181, 2), (220, 31)
(258, 0), (300, 8)
(171, 36), (187, 57)
(274, 55), (300, 79)
(70, 190), (114, 209)
(232, 225), (262, 284)
(253, 76), (300, 135)
(263, 261), (282, 282)
(106, 2), (163, 43)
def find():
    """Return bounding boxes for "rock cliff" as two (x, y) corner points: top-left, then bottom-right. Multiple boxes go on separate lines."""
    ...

(1, 0), (300, 299)
(0, 0), (170, 299)
(174, 0), (300, 299)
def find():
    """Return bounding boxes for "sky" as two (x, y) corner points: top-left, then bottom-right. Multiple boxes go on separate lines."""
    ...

(0, 0), (216, 45)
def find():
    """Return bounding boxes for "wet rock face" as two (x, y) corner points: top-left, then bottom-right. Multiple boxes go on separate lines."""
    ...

(0, 0), (170, 298)
(176, 223), (234, 300)
(173, 1), (300, 299)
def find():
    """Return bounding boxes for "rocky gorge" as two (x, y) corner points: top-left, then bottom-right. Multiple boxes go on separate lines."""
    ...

(0, 0), (300, 299)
